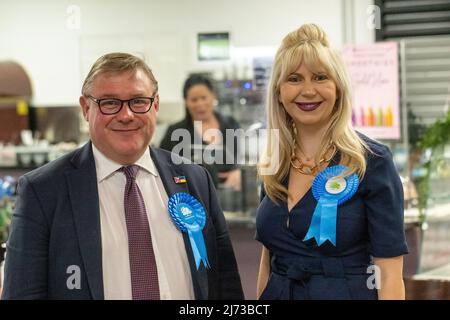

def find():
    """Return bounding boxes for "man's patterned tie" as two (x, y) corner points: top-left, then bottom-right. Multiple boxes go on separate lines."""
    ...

(121, 165), (160, 300)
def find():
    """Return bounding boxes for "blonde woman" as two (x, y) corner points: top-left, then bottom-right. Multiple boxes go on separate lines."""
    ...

(256, 24), (407, 300)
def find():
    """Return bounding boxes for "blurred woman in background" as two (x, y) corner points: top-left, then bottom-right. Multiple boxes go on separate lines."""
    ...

(160, 74), (241, 190)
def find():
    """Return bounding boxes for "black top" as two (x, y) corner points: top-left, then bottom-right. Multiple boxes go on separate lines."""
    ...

(159, 111), (241, 186)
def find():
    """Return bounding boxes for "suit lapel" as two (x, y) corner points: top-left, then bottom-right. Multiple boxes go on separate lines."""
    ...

(150, 148), (209, 300)
(65, 142), (104, 300)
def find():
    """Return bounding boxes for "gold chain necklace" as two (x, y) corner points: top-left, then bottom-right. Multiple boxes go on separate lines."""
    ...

(290, 140), (336, 176)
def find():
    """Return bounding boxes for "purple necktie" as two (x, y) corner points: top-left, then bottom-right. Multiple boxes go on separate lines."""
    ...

(121, 165), (160, 300)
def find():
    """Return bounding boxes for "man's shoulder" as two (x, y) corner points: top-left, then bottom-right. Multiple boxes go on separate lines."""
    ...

(22, 146), (83, 185)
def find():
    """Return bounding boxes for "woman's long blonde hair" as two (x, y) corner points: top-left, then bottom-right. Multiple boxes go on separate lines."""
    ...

(258, 23), (370, 204)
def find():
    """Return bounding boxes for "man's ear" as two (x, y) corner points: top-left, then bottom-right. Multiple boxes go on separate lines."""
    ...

(79, 96), (90, 121)
(153, 94), (160, 112)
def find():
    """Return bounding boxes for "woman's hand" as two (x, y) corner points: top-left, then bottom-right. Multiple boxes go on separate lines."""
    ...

(218, 169), (242, 191)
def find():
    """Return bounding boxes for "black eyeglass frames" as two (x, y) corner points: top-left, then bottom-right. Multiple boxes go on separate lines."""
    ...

(87, 96), (155, 115)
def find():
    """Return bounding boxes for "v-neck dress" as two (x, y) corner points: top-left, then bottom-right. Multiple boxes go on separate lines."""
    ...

(255, 135), (408, 300)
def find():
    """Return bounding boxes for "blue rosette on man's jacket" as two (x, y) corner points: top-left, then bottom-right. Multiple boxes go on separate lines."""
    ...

(304, 165), (359, 246)
(168, 192), (210, 270)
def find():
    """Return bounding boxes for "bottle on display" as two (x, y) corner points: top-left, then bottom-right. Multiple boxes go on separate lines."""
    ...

(352, 109), (357, 126)
(366, 106), (375, 127)
(385, 105), (393, 127)
(376, 107), (383, 126)
(359, 107), (365, 127)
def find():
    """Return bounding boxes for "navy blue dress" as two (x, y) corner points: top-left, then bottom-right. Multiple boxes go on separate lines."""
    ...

(255, 136), (408, 300)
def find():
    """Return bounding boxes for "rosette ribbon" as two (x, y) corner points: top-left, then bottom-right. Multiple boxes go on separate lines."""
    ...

(303, 165), (359, 246)
(168, 192), (210, 270)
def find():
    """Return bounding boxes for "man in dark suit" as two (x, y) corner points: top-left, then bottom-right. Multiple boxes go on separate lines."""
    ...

(1, 52), (243, 300)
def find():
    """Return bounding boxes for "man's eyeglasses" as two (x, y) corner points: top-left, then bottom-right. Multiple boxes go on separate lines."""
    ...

(87, 96), (155, 115)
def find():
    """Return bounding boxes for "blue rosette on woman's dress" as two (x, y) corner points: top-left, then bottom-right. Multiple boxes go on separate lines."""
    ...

(168, 192), (210, 270)
(303, 165), (359, 246)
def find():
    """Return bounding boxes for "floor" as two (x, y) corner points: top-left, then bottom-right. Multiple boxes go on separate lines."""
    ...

(228, 225), (261, 300)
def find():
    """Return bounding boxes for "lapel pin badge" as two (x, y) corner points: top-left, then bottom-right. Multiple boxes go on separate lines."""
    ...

(173, 175), (187, 184)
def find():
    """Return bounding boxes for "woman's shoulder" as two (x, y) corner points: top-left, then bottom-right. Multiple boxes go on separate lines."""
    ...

(165, 117), (192, 131)
(215, 111), (241, 129)
(159, 117), (193, 150)
(356, 131), (395, 173)
(357, 131), (391, 156)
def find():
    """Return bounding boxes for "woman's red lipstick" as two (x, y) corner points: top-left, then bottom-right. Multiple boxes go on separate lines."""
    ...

(295, 102), (322, 112)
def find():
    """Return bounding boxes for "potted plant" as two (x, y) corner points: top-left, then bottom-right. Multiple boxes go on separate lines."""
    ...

(417, 110), (450, 217)
(405, 110), (450, 276)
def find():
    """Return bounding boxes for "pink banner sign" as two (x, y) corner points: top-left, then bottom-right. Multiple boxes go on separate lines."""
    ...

(343, 42), (400, 140)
